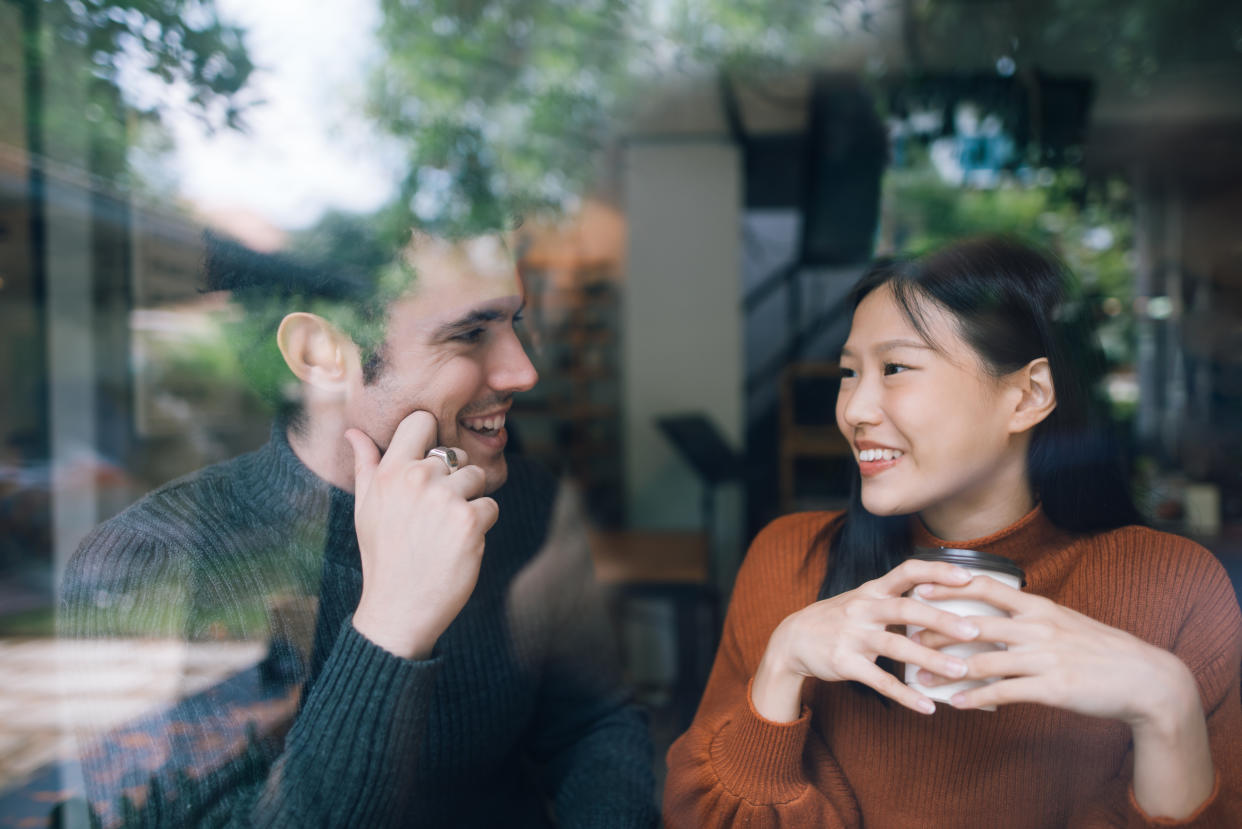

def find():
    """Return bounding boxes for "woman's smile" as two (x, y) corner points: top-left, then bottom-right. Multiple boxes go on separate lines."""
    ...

(836, 283), (1035, 536)
(855, 443), (905, 477)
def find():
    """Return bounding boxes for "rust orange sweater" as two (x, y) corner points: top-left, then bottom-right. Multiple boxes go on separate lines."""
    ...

(664, 507), (1242, 828)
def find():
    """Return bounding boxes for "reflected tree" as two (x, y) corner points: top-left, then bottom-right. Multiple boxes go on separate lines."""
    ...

(9, 0), (256, 183)
(912, 0), (1242, 91)
(365, 0), (878, 234)
(369, 0), (636, 234)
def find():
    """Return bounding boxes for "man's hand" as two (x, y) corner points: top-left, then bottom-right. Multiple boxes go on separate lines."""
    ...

(344, 410), (499, 659)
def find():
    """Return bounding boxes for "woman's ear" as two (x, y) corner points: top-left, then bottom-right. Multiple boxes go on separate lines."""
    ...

(276, 313), (356, 393)
(1008, 357), (1057, 434)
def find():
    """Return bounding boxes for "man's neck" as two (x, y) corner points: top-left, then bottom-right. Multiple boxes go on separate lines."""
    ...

(286, 412), (356, 493)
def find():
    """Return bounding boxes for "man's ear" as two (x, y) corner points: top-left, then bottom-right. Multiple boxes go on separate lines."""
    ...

(276, 312), (356, 393)
(1008, 357), (1057, 434)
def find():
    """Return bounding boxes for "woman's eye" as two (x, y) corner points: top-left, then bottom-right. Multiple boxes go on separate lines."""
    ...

(838, 366), (856, 379)
(883, 362), (909, 376)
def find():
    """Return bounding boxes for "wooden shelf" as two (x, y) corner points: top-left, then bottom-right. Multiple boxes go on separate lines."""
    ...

(588, 530), (710, 586)
(779, 362), (853, 513)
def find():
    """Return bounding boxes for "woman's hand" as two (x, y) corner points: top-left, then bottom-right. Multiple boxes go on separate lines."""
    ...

(912, 577), (1196, 721)
(751, 559), (980, 722)
(913, 577), (1214, 819)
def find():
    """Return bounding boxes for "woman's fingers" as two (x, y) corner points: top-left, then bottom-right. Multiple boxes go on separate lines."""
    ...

(913, 613), (1028, 650)
(947, 676), (1047, 711)
(874, 559), (973, 597)
(869, 630), (968, 680)
(915, 644), (1033, 686)
(960, 646), (1044, 680)
(910, 628), (958, 651)
(848, 658), (937, 715)
(882, 597), (981, 641)
(915, 574), (1040, 615)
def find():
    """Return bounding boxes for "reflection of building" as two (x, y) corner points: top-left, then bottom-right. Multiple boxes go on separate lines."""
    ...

(0, 138), (273, 581)
(516, 202), (627, 527)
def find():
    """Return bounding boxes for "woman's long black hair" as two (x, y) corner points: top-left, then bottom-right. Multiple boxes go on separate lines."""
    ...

(818, 236), (1144, 601)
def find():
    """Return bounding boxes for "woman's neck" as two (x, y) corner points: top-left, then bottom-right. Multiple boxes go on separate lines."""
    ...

(918, 471), (1036, 542)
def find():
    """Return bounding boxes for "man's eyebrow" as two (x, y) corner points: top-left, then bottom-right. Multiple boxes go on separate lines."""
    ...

(432, 301), (524, 339)
(839, 339), (932, 358)
(434, 308), (504, 338)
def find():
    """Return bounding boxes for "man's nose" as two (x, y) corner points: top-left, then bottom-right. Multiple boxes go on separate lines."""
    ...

(490, 329), (539, 393)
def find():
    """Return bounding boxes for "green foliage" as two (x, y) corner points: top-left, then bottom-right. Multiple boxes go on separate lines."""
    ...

(664, 0), (865, 73)
(917, 0), (1242, 92)
(216, 206), (424, 414)
(883, 152), (1139, 410)
(366, 0), (875, 233)
(15, 0), (255, 184)
(44, 0), (254, 129)
(0, 604), (55, 636)
(370, 0), (637, 234)
(219, 302), (293, 418)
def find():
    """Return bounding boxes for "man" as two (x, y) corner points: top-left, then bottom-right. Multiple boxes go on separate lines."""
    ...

(59, 230), (655, 827)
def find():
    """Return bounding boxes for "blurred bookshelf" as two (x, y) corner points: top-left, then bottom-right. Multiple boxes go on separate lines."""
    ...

(514, 262), (625, 527)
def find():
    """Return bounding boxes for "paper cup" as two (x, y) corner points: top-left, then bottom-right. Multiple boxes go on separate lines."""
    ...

(904, 547), (1025, 710)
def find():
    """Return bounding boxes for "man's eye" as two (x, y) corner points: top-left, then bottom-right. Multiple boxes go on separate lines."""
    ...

(452, 328), (486, 344)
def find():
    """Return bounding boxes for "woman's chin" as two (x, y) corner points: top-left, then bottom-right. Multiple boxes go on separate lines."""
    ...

(859, 489), (921, 518)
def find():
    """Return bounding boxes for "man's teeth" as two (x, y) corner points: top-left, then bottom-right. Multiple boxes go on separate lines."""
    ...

(462, 413), (505, 434)
(859, 448), (903, 462)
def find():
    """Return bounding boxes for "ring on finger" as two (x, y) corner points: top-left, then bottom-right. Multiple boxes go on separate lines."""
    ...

(427, 446), (460, 473)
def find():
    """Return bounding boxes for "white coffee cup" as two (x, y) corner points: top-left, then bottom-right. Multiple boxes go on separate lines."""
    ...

(904, 547), (1025, 709)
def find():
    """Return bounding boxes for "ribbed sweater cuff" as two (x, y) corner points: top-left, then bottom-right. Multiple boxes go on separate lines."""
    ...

(1127, 771), (1221, 827)
(295, 616), (440, 777)
(708, 677), (812, 805)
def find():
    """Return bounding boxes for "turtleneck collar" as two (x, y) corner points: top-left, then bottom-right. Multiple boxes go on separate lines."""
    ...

(232, 421), (359, 552)
(910, 504), (1073, 568)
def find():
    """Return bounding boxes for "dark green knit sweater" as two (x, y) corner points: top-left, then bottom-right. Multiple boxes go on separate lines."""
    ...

(60, 425), (656, 827)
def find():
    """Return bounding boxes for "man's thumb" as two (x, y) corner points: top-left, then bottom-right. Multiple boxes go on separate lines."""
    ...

(343, 428), (379, 500)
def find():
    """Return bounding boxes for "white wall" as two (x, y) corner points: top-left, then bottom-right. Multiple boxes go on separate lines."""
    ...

(622, 140), (744, 588)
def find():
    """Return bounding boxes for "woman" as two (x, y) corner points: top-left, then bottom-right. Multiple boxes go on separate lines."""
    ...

(663, 237), (1242, 827)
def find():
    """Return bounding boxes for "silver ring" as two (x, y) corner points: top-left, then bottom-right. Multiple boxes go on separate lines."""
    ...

(427, 446), (460, 473)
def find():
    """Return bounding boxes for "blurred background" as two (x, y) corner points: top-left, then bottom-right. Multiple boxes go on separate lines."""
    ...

(2, 0), (1242, 819)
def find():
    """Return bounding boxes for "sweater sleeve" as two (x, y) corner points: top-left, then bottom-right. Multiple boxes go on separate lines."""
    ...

(1067, 540), (1242, 829)
(662, 515), (861, 828)
(59, 521), (441, 828)
(513, 482), (658, 828)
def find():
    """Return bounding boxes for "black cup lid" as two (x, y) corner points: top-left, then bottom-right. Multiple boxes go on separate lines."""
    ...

(908, 547), (1026, 585)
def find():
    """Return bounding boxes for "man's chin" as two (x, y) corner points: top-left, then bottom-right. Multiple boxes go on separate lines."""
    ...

(481, 456), (509, 495)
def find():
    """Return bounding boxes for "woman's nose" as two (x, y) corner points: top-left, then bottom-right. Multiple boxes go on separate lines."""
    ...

(838, 374), (882, 430)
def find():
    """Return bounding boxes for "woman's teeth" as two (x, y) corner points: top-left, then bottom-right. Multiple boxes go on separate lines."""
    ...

(462, 413), (505, 435)
(859, 448), (903, 462)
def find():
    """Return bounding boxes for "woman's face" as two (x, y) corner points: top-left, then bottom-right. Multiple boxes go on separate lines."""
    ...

(835, 283), (1036, 538)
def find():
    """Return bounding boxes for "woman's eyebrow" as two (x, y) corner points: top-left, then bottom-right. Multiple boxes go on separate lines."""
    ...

(876, 338), (932, 353)
(840, 339), (932, 358)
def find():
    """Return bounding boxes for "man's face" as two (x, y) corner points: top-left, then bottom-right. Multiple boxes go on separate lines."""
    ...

(345, 236), (538, 494)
